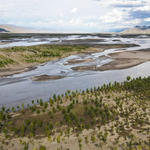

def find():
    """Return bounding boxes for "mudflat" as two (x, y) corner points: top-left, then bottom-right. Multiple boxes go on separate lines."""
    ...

(31, 75), (66, 81)
(71, 49), (150, 71)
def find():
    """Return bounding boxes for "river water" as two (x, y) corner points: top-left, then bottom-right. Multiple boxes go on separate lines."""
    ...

(0, 34), (150, 109)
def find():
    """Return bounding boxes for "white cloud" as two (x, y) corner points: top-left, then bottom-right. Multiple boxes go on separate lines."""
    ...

(133, 6), (150, 11)
(60, 13), (63, 16)
(86, 22), (98, 27)
(71, 8), (78, 13)
(100, 9), (128, 23)
(144, 18), (150, 21)
(98, 0), (146, 8)
(70, 18), (81, 25)
(58, 20), (63, 24)
(123, 19), (141, 25)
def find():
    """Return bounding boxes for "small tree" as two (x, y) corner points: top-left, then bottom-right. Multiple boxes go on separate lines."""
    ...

(21, 103), (24, 109)
(126, 76), (131, 81)
(37, 119), (42, 128)
(1, 106), (5, 112)
(21, 124), (25, 137)
(57, 135), (60, 143)
(25, 119), (30, 126)
(91, 134), (95, 142)
(12, 107), (15, 112)
(39, 145), (46, 150)
(32, 100), (34, 104)
(0, 111), (4, 121)
(36, 109), (40, 114)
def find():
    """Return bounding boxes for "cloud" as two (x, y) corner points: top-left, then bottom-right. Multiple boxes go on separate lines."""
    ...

(71, 8), (78, 13)
(98, 0), (146, 8)
(86, 22), (98, 27)
(144, 18), (150, 22)
(100, 9), (128, 23)
(60, 13), (63, 16)
(133, 6), (150, 11)
(69, 18), (81, 25)
(129, 9), (150, 19)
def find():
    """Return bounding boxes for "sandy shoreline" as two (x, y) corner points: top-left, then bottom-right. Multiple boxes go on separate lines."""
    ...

(31, 75), (66, 81)
(0, 44), (139, 77)
(72, 49), (150, 71)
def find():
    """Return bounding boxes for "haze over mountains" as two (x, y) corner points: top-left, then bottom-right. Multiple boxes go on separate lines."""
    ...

(0, 24), (150, 34)
(0, 24), (55, 33)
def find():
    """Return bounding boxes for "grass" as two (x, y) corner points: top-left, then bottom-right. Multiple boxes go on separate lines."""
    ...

(0, 44), (138, 69)
(0, 54), (16, 67)
(0, 45), (89, 68)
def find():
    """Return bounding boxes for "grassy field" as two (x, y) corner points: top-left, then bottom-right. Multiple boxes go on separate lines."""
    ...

(0, 44), (138, 70)
(0, 76), (150, 149)
(0, 45), (89, 68)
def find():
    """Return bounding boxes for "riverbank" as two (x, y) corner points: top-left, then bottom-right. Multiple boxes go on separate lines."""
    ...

(0, 44), (138, 77)
(72, 48), (150, 71)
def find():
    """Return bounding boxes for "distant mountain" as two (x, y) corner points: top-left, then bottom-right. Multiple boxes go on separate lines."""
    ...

(0, 24), (56, 33)
(120, 25), (150, 34)
(0, 28), (9, 32)
(109, 28), (128, 33)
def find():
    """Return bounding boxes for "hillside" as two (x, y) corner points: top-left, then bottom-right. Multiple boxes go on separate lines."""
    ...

(0, 76), (150, 150)
(120, 25), (150, 34)
(0, 24), (54, 33)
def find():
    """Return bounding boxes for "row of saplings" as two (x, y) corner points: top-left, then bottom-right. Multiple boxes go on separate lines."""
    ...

(1, 76), (150, 149)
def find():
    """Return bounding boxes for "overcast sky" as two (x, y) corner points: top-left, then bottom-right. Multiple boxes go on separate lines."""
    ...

(0, 0), (150, 32)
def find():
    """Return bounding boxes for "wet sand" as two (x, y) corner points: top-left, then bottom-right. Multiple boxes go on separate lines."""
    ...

(0, 66), (37, 77)
(0, 44), (139, 77)
(72, 49), (150, 71)
(65, 58), (95, 65)
(31, 75), (66, 81)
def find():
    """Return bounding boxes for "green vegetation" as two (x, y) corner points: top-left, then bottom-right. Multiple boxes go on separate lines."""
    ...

(1, 76), (150, 149)
(0, 45), (89, 68)
(0, 54), (15, 67)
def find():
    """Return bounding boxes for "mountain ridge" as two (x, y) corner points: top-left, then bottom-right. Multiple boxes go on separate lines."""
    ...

(120, 25), (150, 34)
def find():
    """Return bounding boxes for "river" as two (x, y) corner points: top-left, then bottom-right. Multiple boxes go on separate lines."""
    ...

(0, 34), (150, 109)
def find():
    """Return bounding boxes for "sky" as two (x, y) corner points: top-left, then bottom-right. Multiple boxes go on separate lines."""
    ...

(0, 0), (150, 33)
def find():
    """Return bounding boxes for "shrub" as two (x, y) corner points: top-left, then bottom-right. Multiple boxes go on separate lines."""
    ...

(39, 145), (46, 150)
(29, 123), (35, 134)
(50, 115), (53, 119)
(32, 100), (34, 104)
(14, 127), (19, 135)
(1, 106), (5, 112)
(60, 121), (63, 126)
(25, 119), (30, 126)
(48, 111), (52, 115)
(17, 105), (19, 109)
(86, 124), (90, 130)
(21, 124), (25, 137)
(40, 99), (43, 106)
(36, 109), (40, 114)
(0, 111), (4, 121)
(52, 107), (56, 113)
(37, 119), (42, 128)
(42, 108), (45, 113)
(11, 107), (15, 112)
(49, 124), (53, 130)
(83, 100), (87, 105)
(44, 102), (48, 109)
(30, 105), (36, 112)
(80, 117), (84, 122)
(62, 108), (66, 114)
(91, 134), (95, 142)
